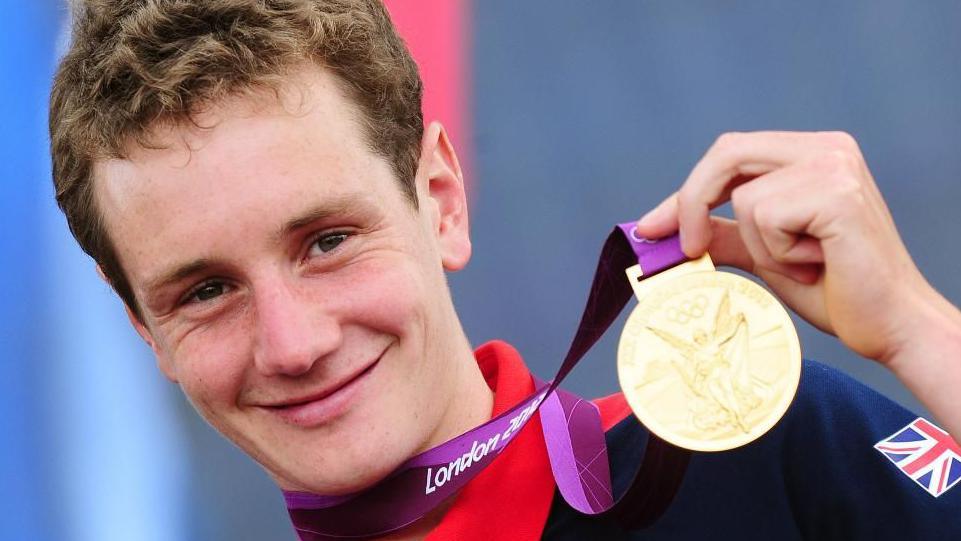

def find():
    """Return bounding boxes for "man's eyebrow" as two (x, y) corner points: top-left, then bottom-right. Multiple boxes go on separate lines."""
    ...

(143, 258), (215, 302)
(272, 196), (377, 243)
(142, 196), (378, 303)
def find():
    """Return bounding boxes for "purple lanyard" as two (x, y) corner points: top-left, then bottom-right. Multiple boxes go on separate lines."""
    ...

(284, 224), (690, 539)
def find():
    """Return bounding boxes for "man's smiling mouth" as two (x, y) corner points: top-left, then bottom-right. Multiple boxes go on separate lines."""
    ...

(259, 352), (384, 427)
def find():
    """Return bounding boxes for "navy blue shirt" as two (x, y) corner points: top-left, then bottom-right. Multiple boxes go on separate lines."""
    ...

(544, 359), (961, 539)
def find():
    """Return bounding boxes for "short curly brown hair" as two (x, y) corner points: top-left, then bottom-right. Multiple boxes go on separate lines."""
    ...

(50, 0), (424, 320)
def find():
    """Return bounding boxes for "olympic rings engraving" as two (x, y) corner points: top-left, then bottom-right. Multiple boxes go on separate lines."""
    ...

(665, 294), (709, 324)
(630, 226), (657, 244)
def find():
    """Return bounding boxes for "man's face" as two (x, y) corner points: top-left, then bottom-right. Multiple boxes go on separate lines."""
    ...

(94, 67), (471, 494)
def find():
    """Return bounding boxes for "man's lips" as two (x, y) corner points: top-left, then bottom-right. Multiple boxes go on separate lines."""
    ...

(259, 355), (382, 427)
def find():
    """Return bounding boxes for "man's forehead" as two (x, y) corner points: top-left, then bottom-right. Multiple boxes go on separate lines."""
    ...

(93, 69), (378, 222)
(100, 65), (368, 173)
(90, 67), (398, 296)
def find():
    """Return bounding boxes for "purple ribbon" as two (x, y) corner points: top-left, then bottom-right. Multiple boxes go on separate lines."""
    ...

(284, 225), (687, 539)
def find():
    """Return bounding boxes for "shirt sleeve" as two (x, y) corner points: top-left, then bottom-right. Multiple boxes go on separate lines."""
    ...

(782, 359), (961, 539)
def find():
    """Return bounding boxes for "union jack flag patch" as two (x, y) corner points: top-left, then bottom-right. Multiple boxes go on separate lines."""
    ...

(875, 417), (961, 498)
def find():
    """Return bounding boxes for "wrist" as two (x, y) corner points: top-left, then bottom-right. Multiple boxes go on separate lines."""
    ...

(882, 284), (961, 437)
(884, 282), (961, 381)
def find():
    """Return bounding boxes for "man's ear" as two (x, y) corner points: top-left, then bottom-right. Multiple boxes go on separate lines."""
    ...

(416, 121), (471, 271)
(97, 265), (179, 383)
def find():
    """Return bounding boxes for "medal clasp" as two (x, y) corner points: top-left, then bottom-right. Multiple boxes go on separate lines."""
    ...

(626, 253), (716, 301)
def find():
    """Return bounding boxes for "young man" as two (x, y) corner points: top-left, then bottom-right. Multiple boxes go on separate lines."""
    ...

(50, 1), (961, 539)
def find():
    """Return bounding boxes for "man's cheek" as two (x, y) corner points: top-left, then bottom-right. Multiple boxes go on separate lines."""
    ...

(177, 354), (243, 416)
(175, 318), (251, 388)
(345, 260), (428, 323)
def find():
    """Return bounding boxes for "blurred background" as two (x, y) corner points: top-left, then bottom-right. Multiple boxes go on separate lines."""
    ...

(3, 0), (960, 539)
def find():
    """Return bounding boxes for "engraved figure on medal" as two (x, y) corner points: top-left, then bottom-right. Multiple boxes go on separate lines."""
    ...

(646, 290), (767, 434)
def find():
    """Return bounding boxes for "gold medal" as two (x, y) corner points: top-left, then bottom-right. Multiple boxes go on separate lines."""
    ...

(617, 254), (801, 452)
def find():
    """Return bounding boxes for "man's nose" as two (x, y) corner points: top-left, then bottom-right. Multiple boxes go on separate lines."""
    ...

(251, 278), (341, 377)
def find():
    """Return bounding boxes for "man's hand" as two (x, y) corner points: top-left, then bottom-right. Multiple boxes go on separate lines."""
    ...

(634, 131), (961, 434)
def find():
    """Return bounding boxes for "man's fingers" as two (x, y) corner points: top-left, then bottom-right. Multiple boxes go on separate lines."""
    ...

(636, 131), (864, 282)
(676, 131), (852, 257)
(734, 209), (820, 284)
(778, 237), (824, 265)
(755, 267), (832, 334)
(707, 216), (821, 284)
(635, 192), (679, 238)
(754, 187), (828, 267)
(642, 196), (825, 280)
(636, 177), (754, 244)
(730, 160), (837, 283)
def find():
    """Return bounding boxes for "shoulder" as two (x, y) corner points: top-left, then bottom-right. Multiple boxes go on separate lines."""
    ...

(780, 358), (919, 492)
(779, 359), (961, 537)
(785, 358), (916, 443)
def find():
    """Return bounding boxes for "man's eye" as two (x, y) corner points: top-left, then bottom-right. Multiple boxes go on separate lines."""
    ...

(186, 282), (227, 303)
(309, 232), (349, 255)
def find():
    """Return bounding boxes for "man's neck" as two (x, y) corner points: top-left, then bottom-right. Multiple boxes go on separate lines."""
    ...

(380, 334), (496, 540)
(426, 334), (497, 451)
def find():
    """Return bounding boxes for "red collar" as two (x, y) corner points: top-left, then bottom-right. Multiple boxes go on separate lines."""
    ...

(425, 341), (631, 541)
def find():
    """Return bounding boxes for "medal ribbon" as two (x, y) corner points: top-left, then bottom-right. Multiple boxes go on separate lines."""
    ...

(284, 224), (689, 539)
